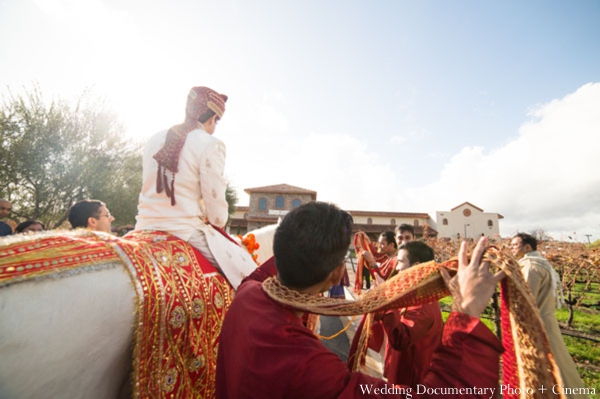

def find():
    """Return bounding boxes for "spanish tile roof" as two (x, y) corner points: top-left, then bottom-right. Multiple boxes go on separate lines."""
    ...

(244, 184), (317, 197)
(353, 223), (438, 236)
(348, 210), (431, 218)
(450, 202), (485, 212)
(246, 216), (281, 223)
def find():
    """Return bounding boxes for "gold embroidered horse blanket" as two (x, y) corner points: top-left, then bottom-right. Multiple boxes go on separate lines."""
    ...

(0, 230), (233, 398)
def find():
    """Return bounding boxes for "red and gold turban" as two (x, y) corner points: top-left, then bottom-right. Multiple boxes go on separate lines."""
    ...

(186, 86), (228, 121)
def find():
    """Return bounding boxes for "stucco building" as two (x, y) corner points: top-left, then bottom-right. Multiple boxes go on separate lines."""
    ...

(228, 183), (437, 238)
(347, 210), (436, 238)
(229, 184), (317, 234)
(435, 202), (503, 239)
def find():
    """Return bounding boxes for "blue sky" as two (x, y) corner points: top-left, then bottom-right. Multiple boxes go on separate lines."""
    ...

(1, 0), (599, 240)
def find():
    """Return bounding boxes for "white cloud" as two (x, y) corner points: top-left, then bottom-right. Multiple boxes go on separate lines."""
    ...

(402, 82), (600, 239)
(227, 129), (403, 211)
(390, 135), (407, 144)
(389, 127), (429, 145)
(226, 82), (600, 241)
(223, 90), (406, 211)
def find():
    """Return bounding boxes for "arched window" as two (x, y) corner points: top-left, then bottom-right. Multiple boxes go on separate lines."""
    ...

(292, 199), (301, 208)
(275, 196), (284, 208)
(414, 219), (419, 226)
(488, 220), (493, 227)
(443, 218), (448, 225)
(390, 218), (396, 225)
(367, 218), (372, 225)
(258, 198), (267, 210)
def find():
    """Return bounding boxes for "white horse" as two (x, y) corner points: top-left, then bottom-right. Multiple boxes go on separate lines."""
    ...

(239, 222), (278, 266)
(0, 225), (277, 399)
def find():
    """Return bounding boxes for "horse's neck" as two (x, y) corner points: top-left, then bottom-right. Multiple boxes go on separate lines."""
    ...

(246, 224), (277, 265)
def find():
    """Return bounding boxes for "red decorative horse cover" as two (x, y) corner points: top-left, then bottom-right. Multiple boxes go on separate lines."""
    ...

(0, 230), (234, 398)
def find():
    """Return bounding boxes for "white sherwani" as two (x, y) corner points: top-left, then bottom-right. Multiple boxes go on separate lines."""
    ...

(519, 251), (587, 399)
(135, 127), (256, 289)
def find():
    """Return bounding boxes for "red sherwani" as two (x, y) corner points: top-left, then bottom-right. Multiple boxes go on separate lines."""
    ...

(379, 302), (443, 387)
(372, 255), (398, 282)
(216, 274), (503, 399)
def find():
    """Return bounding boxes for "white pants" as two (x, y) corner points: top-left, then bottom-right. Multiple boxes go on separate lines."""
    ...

(186, 227), (257, 290)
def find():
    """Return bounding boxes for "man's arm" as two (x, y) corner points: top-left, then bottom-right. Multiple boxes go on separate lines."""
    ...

(199, 140), (229, 228)
(378, 305), (435, 351)
(421, 312), (504, 398)
(419, 238), (506, 397)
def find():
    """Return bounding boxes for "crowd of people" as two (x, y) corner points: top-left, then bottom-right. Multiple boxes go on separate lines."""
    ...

(345, 229), (588, 398)
(0, 198), (115, 237)
(0, 85), (590, 398)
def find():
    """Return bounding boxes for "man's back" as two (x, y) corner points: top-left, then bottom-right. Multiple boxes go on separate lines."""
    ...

(381, 301), (443, 386)
(0, 221), (12, 237)
(136, 128), (229, 236)
(215, 280), (385, 398)
(519, 252), (557, 318)
(519, 251), (588, 398)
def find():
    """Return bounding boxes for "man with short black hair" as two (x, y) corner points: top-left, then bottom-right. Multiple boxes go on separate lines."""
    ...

(68, 199), (114, 233)
(378, 240), (443, 387)
(510, 233), (586, 398)
(395, 223), (415, 245)
(362, 231), (398, 282)
(216, 202), (505, 398)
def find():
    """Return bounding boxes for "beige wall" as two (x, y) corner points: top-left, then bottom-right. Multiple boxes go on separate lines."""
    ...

(351, 214), (432, 227)
(436, 203), (501, 239)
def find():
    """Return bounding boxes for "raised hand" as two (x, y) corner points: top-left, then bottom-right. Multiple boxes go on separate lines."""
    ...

(440, 237), (505, 318)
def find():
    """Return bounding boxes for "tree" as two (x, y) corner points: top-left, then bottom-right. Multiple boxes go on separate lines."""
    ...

(0, 85), (142, 228)
(529, 228), (551, 242)
(225, 181), (239, 219)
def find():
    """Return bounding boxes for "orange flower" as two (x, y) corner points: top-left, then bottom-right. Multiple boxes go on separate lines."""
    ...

(239, 233), (261, 265)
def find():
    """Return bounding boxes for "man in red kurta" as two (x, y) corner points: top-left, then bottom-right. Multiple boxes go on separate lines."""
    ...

(377, 241), (443, 387)
(362, 231), (399, 283)
(216, 202), (505, 398)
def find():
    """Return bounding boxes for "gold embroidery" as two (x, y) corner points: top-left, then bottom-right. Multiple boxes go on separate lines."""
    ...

(161, 369), (178, 392)
(169, 306), (186, 328)
(191, 298), (205, 318)
(214, 292), (224, 309)
(117, 231), (235, 398)
(189, 355), (205, 372)
(0, 230), (235, 398)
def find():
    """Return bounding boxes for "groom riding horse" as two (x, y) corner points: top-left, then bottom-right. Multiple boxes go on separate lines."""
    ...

(1, 86), (267, 398)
